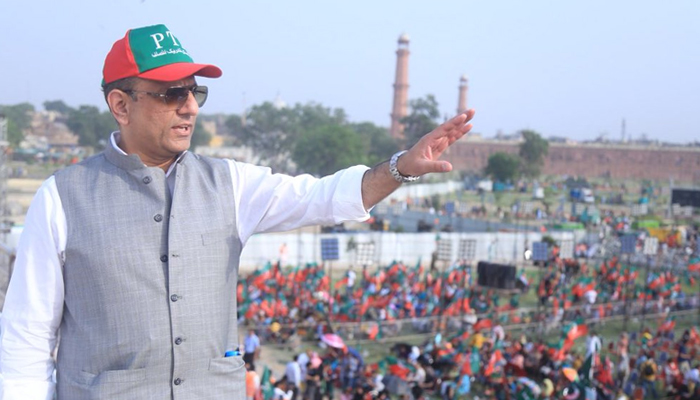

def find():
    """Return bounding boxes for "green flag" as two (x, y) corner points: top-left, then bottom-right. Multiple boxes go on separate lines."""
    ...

(579, 354), (593, 383)
(260, 366), (275, 400)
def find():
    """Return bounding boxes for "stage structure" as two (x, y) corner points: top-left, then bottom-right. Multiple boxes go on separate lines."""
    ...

(321, 238), (340, 319)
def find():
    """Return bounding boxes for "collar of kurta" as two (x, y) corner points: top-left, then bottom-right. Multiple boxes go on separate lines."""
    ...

(105, 131), (188, 172)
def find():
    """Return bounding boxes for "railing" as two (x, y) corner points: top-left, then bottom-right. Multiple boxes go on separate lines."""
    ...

(243, 295), (700, 347)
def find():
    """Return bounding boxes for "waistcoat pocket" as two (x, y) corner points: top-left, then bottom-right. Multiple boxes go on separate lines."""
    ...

(79, 368), (147, 385)
(209, 355), (245, 373)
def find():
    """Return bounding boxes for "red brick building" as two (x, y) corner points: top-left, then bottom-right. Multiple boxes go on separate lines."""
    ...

(445, 137), (700, 183)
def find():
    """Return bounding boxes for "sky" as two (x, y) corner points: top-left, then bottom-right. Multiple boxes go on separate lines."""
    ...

(1, 0), (699, 143)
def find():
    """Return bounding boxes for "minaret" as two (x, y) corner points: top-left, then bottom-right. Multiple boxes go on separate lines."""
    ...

(457, 74), (468, 115)
(390, 34), (410, 140)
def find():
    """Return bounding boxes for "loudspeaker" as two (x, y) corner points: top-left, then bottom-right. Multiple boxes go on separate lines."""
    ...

(477, 261), (516, 289)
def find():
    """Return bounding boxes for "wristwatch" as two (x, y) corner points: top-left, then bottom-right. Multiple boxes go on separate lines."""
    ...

(389, 150), (420, 183)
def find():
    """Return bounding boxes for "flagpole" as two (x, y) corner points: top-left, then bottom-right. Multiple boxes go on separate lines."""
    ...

(622, 254), (628, 332)
(328, 260), (334, 323)
(461, 261), (468, 319)
(640, 254), (652, 334)
(537, 259), (545, 343)
(357, 262), (366, 353)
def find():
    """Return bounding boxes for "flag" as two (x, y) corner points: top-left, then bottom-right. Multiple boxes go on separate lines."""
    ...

(459, 354), (472, 375)
(384, 356), (414, 379)
(579, 354), (593, 383)
(473, 318), (493, 332)
(548, 339), (567, 361)
(334, 276), (349, 290)
(659, 316), (675, 332)
(689, 327), (700, 345)
(260, 366), (275, 400)
(563, 318), (588, 345)
(689, 259), (700, 272)
(368, 323), (382, 340)
(516, 385), (537, 400)
(484, 350), (503, 376)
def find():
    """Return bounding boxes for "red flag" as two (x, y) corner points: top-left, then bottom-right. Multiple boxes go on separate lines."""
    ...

(317, 276), (329, 291)
(460, 356), (472, 375)
(368, 323), (379, 340)
(433, 278), (442, 296)
(334, 277), (349, 290)
(689, 327), (700, 345)
(484, 350), (503, 376)
(564, 319), (588, 346)
(659, 318), (675, 332)
(473, 318), (493, 332)
(359, 299), (371, 316)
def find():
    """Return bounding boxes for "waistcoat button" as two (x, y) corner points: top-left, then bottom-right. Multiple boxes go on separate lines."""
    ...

(170, 294), (179, 302)
(160, 255), (168, 262)
(154, 214), (163, 222)
(174, 378), (182, 385)
(142, 176), (152, 184)
(175, 337), (183, 345)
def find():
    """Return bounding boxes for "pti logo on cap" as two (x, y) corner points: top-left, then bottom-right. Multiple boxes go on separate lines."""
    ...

(102, 24), (222, 85)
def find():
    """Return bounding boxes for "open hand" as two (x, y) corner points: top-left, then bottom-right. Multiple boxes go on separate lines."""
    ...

(397, 109), (475, 177)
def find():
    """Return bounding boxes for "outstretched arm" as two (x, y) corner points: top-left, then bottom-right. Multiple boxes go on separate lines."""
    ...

(361, 109), (475, 209)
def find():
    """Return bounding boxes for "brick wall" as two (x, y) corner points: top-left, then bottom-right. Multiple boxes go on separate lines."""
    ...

(445, 139), (700, 182)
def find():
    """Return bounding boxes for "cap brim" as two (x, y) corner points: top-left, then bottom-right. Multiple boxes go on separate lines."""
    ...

(138, 62), (222, 82)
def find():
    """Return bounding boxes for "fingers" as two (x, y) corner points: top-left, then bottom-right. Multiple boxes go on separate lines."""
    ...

(427, 109), (475, 141)
(446, 109), (475, 129)
(401, 109), (474, 176)
(417, 159), (453, 174)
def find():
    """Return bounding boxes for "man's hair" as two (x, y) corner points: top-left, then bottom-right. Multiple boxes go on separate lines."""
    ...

(102, 77), (139, 104)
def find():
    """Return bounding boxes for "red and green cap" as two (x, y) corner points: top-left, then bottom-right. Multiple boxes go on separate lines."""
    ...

(102, 24), (222, 86)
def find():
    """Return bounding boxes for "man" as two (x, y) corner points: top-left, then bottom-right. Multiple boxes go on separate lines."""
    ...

(244, 362), (260, 400)
(244, 329), (261, 372)
(296, 348), (312, 383)
(284, 355), (302, 400)
(585, 329), (602, 359)
(0, 24), (474, 400)
(639, 354), (658, 398)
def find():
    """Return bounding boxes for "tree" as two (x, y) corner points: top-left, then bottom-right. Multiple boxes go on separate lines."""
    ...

(6, 118), (23, 147)
(349, 122), (399, 166)
(293, 103), (347, 134)
(190, 118), (212, 149)
(292, 125), (365, 177)
(66, 105), (116, 148)
(0, 103), (35, 147)
(518, 130), (549, 179)
(234, 102), (349, 173)
(234, 102), (299, 172)
(400, 95), (440, 146)
(485, 152), (520, 182)
(43, 100), (73, 115)
(223, 114), (245, 143)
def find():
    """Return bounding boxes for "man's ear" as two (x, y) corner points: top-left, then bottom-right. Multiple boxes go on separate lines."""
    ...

(107, 89), (131, 126)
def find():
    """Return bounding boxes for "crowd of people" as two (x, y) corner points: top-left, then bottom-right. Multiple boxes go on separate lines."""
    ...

(243, 319), (700, 400)
(238, 250), (699, 344)
(235, 214), (700, 399)
(235, 249), (699, 399)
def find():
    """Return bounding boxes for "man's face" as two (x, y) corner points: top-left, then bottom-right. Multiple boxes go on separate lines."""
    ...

(124, 77), (199, 162)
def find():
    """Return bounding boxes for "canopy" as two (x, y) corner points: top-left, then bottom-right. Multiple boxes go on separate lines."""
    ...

(321, 333), (345, 349)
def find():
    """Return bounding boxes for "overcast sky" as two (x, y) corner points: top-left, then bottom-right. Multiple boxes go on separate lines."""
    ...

(1, 0), (698, 143)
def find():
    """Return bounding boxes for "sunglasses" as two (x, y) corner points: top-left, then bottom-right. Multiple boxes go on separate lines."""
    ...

(124, 85), (209, 109)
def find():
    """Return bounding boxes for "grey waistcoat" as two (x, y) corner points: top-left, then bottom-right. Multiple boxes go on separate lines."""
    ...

(54, 144), (244, 400)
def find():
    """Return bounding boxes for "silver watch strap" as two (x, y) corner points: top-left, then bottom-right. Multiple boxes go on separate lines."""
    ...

(389, 150), (420, 183)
